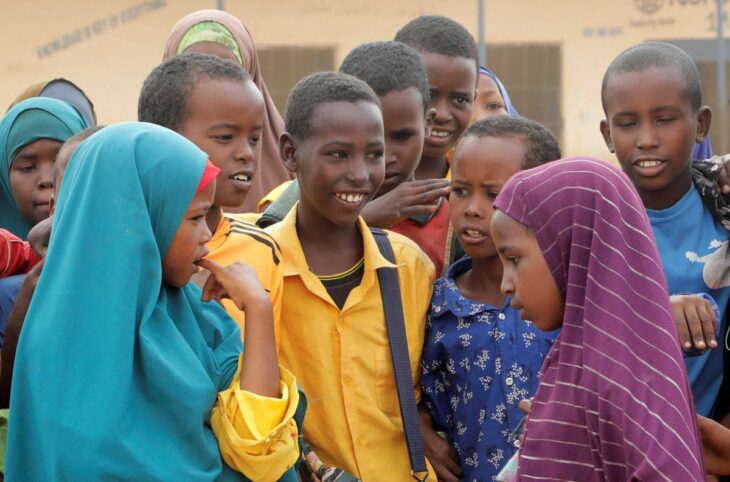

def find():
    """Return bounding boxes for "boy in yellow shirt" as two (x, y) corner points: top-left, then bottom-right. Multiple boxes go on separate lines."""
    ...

(138, 53), (283, 347)
(266, 72), (435, 482)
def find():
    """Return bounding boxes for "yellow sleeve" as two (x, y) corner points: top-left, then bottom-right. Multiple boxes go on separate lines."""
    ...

(211, 356), (300, 481)
(270, 257), (284, 353)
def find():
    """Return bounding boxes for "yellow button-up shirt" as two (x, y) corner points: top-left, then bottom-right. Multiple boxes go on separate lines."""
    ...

(206, 213), (283, 350)
(266, 206), (436, 482)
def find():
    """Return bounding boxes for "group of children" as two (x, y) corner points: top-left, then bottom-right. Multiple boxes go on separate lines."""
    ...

(0, 8), (729, 482)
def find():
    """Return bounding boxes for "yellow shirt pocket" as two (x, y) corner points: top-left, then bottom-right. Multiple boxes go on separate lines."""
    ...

(374, 353), (401, 420)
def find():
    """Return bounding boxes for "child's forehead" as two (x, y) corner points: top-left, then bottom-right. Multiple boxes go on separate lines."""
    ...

(604, 65), (692, 112)
(454, 134), (526, 167)
(186, 78), (262, 120)
(379, 87), (425, 113)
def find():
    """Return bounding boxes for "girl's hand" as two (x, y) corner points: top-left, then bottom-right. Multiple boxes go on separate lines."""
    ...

(698, 414), (730, 476)
(196, 259), (270, 312)
(670, 294), (717, 354)
(361, 179), (450, 228)
(418, 404), (462, 482)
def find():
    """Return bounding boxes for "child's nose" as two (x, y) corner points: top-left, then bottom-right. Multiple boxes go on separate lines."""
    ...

(464, 198), (484, 217)
(347, 158), (369, 185)
(235, 141), (255, 163)
(500, 274), (514, 296)
(38, 164), (54, 190)
(636, 125), (659, 149)
(384, 147), (397, 167)
(432, 98), (452, 123)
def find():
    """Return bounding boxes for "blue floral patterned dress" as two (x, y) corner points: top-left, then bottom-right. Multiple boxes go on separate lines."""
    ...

(420, 257), (558, 482)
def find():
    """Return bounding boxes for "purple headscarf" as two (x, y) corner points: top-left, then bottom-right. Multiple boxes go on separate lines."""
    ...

(494, 157), (704, 481)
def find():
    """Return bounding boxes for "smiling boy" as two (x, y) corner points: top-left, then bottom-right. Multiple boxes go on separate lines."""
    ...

(266, 72), (435, 482)
(395, 15), (478, 181)
(600, 42), (728, 417)
(139, 53), (284, 346)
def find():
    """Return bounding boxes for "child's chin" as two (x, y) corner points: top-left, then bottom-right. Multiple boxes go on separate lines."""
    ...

(422, 142), (453, 159)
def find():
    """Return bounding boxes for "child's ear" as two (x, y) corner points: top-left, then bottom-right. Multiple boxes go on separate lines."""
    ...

(695, 106), (712, 144)
(599, 119), (615, 153)
(279, 132), (299, 174)
(425, 107), (436, 136)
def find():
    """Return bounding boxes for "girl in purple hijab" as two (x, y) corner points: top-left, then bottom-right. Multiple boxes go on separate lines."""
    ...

(490, 157), (705, 481)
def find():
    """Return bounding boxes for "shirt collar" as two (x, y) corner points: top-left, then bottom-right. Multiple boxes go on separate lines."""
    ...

(431, 257), (511, 318)
(276, 203), (398, 278)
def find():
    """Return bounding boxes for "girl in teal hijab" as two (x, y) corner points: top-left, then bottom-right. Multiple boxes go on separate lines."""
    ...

(0, 97), (88, 239)
(6, 122), (300, 481)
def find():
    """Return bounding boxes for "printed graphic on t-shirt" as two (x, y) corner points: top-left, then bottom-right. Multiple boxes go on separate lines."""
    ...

(686, 239), (730, 289)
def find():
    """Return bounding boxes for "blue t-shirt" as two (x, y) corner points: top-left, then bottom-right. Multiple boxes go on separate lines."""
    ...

(647, 185), (730, 417)
(420, 257), (558, 482)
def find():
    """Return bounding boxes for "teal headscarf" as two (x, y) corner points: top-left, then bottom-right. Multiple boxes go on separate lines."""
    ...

(0, 97), (88, 238)
(6, 122), (250, 481)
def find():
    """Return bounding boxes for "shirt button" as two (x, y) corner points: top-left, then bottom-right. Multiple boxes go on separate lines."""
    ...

(505, 377), (514, 386)
(514, 438), (521, 448)
(434, 306), (441, 313)
(498, 313), (506, 320)
(343, 375), (353, 386)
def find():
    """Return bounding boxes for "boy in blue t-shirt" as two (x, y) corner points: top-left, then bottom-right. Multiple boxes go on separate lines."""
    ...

(600, 41), (727, 417)
(420, 116), (561, 482)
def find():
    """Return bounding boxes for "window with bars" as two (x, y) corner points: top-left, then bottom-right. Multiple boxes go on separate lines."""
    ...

(485, 43), (563, 144)
(258, 46), (336, 113)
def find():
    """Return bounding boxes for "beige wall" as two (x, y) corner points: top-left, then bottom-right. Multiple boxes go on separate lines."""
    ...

(1, 0), (726, 158)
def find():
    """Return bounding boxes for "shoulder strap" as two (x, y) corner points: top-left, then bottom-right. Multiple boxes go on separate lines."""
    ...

(370, 228), (429, 482)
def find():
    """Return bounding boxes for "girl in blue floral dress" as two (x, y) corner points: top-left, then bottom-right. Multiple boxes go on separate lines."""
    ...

(419, 116), (561, 482)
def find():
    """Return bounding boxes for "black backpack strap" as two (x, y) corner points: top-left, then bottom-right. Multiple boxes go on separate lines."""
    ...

(370, 228), (429, 482)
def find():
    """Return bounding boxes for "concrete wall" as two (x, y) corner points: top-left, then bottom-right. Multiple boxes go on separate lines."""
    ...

(1, 0), (726, 158)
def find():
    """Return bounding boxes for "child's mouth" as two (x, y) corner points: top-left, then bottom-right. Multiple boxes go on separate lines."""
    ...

(427, 129), (453, 146)
(460, 226), (487, 244)
(228, 171), (253, 191)
(335, 192), (366, 204)
(633, 158), (666, 177)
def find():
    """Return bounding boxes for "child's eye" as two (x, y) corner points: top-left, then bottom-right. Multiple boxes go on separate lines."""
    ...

(329, 151), (347, 159)
(212, 134), (233, 142)
(487, 103), (504, 111)
(507, 256), (519, 266)
(14, 163), (35, 173)
(617, 121), (636, 128)
(393, 131), (414, 142)
(366, 151), (385, 161)
(453, 96), (470, 107)
(190, 214), (205, 223)
(249, 136), (261, 145)
(452, 187), (467, 196)
(657, 117), (675, 124)
(487, 190), (500, 200)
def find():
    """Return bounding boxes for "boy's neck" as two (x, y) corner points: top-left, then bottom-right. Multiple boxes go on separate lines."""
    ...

(206, 205), (223, 237)
(638, 167), (693, 211)
(415, 154), (449, 180)
(455, 255), (506, 307)
(295, 204), (364, 276)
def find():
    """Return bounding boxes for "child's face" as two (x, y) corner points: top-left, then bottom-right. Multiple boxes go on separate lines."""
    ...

(471, 73), (508, 122)
(600, 66), (710, 207)
(162, 180), (215, 288)
(50, 140), (79, 215)
(450, 135), (525, 260)
(377, 87), (429, 196)
(9, 138), (60, 224)
(420, 52), (477, 160)
(179, 78), (264, 210)
(491, 210), (564, 331)
(282, 101), (385, 227)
